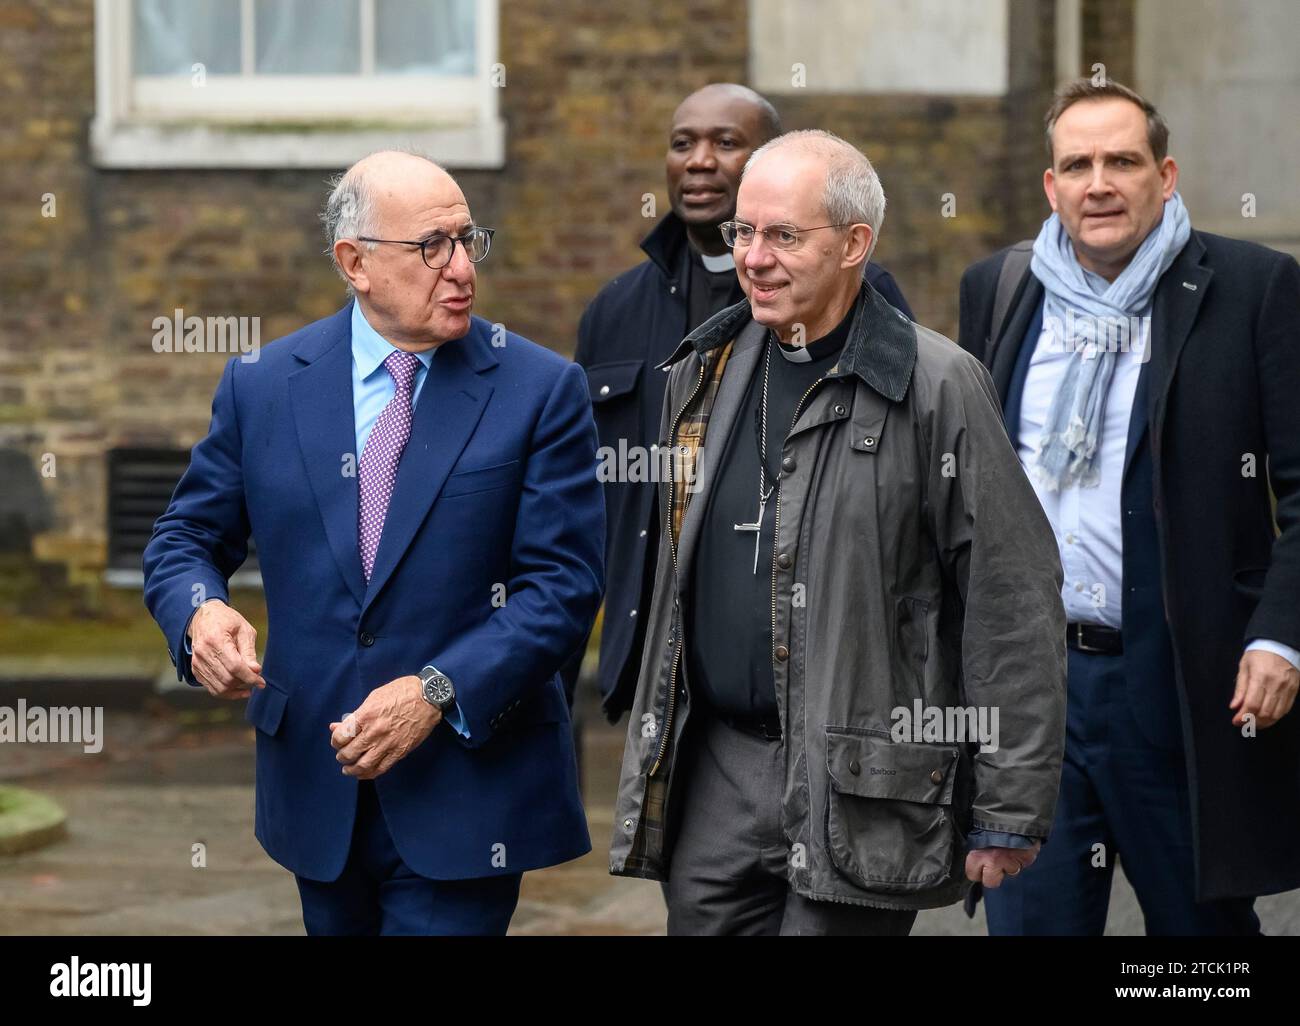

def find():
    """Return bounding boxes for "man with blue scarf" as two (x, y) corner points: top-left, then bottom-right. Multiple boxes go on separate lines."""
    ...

(958, 78), (1300, 934)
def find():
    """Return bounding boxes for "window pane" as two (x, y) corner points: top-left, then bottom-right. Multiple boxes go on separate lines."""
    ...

(255, 0), (360, 74)
(376, 0), (476, 75)
(134, 0), (240, 75)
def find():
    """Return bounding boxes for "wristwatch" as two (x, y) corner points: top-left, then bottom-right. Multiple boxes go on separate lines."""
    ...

(418, 665), (456, 715)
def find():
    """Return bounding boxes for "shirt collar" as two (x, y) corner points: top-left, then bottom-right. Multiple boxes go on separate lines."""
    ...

(351, 301), (436, 380)
(699, 250), (735, 273)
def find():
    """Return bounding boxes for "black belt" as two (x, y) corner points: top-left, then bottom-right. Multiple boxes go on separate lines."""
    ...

(714, 711), (782, 742)
(1066, 622), (1123, 655)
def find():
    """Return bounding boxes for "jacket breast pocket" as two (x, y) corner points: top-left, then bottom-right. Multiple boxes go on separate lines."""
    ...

(245, 681), (289, 737)
(823, 727), (958, 894)
(441, 459), (519, 499)
(585, 360), (642, 405)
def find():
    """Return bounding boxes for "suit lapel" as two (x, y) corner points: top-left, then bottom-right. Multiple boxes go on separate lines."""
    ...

(1146, 233), (1211, 464)
(288, 307), (367, 606)
(360, 332), (494, 614)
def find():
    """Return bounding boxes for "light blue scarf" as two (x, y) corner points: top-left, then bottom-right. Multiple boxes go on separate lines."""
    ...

(1031, 191), (1190, 489)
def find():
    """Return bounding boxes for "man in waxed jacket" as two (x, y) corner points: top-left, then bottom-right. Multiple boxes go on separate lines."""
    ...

(609, 130), (1067, 934)
(566, 83), (912, 721)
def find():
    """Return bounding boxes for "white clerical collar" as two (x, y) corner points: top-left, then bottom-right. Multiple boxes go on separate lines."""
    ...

(773, 331), (813, 363)
(699, 250), (735, 273)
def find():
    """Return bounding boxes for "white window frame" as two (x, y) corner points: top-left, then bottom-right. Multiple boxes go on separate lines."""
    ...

(91, 0), (504, 169)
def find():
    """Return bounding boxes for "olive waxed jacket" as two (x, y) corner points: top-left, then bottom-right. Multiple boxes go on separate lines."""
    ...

(608, 280), (1067, 911)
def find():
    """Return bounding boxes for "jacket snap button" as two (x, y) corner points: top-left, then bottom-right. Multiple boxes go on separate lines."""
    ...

(863, 437), (875, 447)
(929, 769), (944, 785)
(834, 404), (846, 416)
(777, 553), (792, 569)
(774, 645), (789, 662)
(624, 818), (633, 830)
(599, 385), (611, 397)
(781, 456), (796, 473)
(849, 759), (860, 775)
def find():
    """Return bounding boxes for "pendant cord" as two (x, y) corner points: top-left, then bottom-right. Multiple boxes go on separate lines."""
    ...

(754, 333), (780, 499)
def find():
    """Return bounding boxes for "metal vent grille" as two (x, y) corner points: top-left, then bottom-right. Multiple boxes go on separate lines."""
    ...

(106, 448), (260, 586)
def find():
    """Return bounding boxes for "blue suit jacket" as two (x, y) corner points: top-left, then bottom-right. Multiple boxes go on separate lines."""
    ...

(143, 303), (603, 882)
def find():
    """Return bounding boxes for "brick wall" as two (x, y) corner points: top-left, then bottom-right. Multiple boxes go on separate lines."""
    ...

(0, 0), (1073, 579)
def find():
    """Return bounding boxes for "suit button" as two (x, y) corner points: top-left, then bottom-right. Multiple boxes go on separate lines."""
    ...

(781, 456), (796, 473)
(359, 631), (375, 647)
(774, 645), (789, 662)
(849, 759), (861, 775)
(599, 385), (611, 397)
(929, 769), (944, 785)
(777, 552), (792, 569)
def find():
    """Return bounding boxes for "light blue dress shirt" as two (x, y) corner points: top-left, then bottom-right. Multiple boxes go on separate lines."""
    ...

(186, 301), (471, 738)
(350, 302), (470, 737)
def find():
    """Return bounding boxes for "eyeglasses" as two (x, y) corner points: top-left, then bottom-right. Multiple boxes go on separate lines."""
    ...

(719, 221), (852, 250)
(357, 226), (495, 269)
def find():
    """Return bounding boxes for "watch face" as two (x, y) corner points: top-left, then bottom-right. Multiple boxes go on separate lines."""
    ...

(425, 675), (454, 706)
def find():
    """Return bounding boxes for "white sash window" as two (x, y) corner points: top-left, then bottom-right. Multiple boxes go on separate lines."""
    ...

(93, 0), (503, 168)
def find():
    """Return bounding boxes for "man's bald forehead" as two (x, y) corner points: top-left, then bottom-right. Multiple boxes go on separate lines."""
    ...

(748, 132), (857, 172)
(671, 83), (780, 138)
(346, 150), (469, 234)
(345, 150), (459, 196)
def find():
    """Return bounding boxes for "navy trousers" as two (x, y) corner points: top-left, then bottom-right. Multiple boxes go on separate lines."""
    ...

(984, 646), (1260, 935)
(294, 779), (523, 936)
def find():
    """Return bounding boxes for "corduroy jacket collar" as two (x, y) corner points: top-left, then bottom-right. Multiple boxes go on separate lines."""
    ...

(658, 276), (917, 403)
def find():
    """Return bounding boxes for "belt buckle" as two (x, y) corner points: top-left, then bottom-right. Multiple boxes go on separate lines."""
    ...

(1073, 622), (1105, 653)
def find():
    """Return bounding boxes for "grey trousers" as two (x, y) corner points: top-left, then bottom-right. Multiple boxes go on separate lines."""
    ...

(665, 711), (917, 936)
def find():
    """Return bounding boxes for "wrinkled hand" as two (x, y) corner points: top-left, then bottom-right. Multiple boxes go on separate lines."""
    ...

(1230, 649), (1299, 729)
(330, 675), (441, 780)
(188, 599), (265, 700)
(965, 842), (1041, 889)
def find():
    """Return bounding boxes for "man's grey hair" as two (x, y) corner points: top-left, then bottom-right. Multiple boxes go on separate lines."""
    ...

(743, 129), (886, 261)
(322, 171), (377, 291)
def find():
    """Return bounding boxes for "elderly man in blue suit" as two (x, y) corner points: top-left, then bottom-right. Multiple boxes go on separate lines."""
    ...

(143, 150), (603, 936)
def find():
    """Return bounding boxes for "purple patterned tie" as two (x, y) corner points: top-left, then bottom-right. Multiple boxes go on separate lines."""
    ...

(358, 350), (421, 582)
